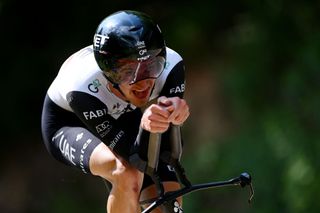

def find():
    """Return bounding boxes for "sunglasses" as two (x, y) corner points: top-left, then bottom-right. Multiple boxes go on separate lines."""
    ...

(105, 56), (166, 84)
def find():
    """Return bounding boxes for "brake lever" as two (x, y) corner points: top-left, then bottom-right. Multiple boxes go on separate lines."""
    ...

(248, 183), (254, 203)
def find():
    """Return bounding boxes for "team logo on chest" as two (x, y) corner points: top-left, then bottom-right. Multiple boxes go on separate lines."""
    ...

(88, 79), (102, 93)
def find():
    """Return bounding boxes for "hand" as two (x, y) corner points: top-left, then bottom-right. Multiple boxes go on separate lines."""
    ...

(157, 96), (190, 126)
(140, 103), (172, 133)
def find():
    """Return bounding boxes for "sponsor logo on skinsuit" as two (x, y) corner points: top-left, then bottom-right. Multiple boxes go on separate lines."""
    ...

(83, 108), (107, 120)
(88, 79), (102, 93)
(170, 83), (185, 94)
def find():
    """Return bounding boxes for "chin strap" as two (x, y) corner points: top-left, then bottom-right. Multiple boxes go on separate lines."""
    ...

(112, 83), (127, 98)
(103, 73), (128, 100)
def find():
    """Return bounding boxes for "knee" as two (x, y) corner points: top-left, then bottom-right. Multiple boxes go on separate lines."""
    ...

(111, 160), (143, 195)
(90, 144), (143, 195)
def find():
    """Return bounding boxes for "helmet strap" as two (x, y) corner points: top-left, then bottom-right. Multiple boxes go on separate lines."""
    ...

(103, 73), (129, 101)
(112, 83), (127, 98)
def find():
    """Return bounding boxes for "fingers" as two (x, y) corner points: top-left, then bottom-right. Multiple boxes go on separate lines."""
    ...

(141, 97), (190, 133)
(150, 104), (172, 120)
(141, 104), (171, 133)
(164, 98), (189, 125)
(157, 96), (172, 107)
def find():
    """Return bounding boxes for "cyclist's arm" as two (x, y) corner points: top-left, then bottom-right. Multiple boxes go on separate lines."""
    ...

(158, 60), (188, 126)
(130, 60), (188, 172)
(66, 91), (137, 159)
(159, 60), (186, 99)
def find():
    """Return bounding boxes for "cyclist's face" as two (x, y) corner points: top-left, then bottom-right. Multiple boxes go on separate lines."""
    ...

(119, 78), (155, 107)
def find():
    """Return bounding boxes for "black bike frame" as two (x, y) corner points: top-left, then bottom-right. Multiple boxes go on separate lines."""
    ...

(135, 125), (254, 213)
(141, 172), (254, 213)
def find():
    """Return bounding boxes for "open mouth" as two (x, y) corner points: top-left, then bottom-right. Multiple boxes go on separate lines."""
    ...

(132, 87), (150, 99)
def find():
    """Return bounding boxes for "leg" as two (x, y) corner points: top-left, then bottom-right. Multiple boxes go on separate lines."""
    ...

(90, 143), (144, 213)
(139, 162), (183, 213)
(44, 125), (144, 213)
(140, 181), (182, 213)
(41, 97), (144, 212)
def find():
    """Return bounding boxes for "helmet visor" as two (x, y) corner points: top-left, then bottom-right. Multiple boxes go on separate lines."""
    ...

(105, 56), (166, 85)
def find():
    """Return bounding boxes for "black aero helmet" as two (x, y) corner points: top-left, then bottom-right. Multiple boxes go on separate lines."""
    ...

(93, 10), (166, 85)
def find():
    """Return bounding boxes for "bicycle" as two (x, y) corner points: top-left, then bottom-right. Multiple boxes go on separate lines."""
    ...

(138, 170), (253, 213)
(103, 170), (253, 213)
(128, 125), (254, 213)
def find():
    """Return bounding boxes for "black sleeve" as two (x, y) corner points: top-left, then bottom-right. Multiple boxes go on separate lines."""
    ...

(66, 91), (139, 159)
(158, 61), (186, 162)
(159, 60), (186, 98)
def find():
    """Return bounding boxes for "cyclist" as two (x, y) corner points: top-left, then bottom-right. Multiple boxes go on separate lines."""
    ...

(41, 10), (189, 213)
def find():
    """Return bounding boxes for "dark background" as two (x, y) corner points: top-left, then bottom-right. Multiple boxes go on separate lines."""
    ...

(1, 0), (319, 212)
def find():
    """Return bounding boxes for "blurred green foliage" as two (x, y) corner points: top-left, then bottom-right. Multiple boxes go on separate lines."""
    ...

(181, 1), (320, 212)
(0, 0), (319, 212)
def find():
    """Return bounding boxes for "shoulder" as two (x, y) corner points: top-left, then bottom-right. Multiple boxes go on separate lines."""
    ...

(55, 45), (99, 80)
(165, 47), (183, 68)
(47, 45), (108, 110)
(150, 47), (185, 99)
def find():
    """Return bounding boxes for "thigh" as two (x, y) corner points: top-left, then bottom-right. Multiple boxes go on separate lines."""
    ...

(89, 142), (131, 180)
(50, 126), (102, 174)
